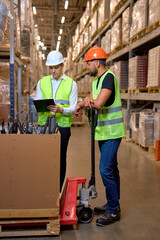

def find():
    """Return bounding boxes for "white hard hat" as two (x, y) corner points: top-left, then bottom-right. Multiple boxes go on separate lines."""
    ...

(46, 50), (64, 66)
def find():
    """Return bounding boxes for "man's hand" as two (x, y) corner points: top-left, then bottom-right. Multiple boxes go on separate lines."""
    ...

(84, 97), (94, 108)
(47, 104), (63, 114)
(74, 102), (84, 117)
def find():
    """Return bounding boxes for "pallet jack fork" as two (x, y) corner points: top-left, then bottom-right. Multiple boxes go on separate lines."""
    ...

(60, 108), (98, 225)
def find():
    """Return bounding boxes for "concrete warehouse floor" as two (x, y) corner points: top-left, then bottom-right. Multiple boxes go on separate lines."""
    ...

(4, 121), (160, 240)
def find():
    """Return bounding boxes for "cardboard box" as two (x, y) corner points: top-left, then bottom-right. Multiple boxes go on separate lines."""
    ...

(0, 134), (60, 217)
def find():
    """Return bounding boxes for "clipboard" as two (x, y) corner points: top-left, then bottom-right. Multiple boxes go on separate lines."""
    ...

(33, 99), (55, 112)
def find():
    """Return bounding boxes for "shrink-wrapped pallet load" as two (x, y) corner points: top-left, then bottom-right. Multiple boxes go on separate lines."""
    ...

(154, 111), (160, 147)
(130, 0), (147, 38)
(139, 111), (154, 148)
(147, 46), (160, 88)
(122, 7), (130, 45)
(148, 0), (160, 26)
(102, 29), (111, 55)
(0, 0), (9, 43)
(98, 0), (110, 29)
(130, 111), (140, 143)
(91, 10), (98, 37)
(128, 56), (148, 89)
(114, 61), (128, 89)
(0, 61), (10, 110)
(91, 0), (98, 11)
(111, 18), (122, 52)
(110, 0), (120, 17)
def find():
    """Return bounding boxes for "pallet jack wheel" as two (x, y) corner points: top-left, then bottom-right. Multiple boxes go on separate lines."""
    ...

(76, 205), (94, 224)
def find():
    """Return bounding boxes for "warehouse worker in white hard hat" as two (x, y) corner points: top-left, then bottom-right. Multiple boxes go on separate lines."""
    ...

(35, 50), (78, 191)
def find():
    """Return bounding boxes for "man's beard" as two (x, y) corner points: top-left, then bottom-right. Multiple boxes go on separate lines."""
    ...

(89, 69), (98, 77)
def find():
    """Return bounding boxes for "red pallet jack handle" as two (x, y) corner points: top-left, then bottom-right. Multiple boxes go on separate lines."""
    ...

(60, 177), (86, 225)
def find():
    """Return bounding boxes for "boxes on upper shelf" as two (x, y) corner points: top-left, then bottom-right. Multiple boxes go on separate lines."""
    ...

(97, 0), (110, 29)
(111, 18), (122, 52)
(110, 0), (120, 17)
(148, 0), (160, 27)
(130, 0), (147, 39)
(91, 10), (98, 37)
(147, 46), (160, 88)
(122, 7), (130, 45)
(128, 56), (148, 89)
(113, 61), (128, 89)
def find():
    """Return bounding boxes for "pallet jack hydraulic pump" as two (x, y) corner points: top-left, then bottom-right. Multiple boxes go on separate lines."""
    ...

(60, 108), (98, 225)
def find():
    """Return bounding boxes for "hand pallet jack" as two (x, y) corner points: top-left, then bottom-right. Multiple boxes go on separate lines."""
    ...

(60, 108), (98, 225)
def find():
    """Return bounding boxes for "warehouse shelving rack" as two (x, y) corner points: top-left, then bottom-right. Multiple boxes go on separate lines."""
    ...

(72, 0), (160, 134)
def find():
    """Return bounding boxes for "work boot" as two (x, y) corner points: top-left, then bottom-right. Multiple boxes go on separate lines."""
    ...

(94, 203), (121, 215)
(96, 211), (120, 226)
(94, 203), (108, 215)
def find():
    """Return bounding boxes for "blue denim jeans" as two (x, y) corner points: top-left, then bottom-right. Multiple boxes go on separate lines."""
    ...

(98, 138), (122, 213)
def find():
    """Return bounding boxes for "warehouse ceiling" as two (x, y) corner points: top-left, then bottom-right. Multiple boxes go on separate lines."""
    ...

(32, 0), (88, 57)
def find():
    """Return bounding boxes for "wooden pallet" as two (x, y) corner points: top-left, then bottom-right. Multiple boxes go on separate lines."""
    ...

(120, 89), (128, 93)
(109, 44), (126, 56)
(131, 140), (155, 153)
(130, 27), (148, 43)
(147, 20), (160, 33)
(128, 88), (148, 94)
(0, 217), (60, 237)
(147, 87), (160, 93)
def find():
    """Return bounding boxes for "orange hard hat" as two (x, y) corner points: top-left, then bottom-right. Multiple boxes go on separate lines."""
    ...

(84, 46), (108, 62)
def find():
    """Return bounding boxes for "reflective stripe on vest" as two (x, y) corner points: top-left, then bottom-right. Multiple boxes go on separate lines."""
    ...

(55, 99), (70, 105)
(97, 118), (124, 126)
(98, 106), (122, 114)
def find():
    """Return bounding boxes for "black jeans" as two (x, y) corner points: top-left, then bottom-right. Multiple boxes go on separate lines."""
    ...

(58, 126), (71, 191)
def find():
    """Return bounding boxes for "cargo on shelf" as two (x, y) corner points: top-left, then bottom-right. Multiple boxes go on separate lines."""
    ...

(122, 6), (130, 45)
(147, 45), (160, 88)
(128, 56), (148, 89)
(138, 111), (154, 148)
(111, 18), (122, 52)
(148, 0), (160, 27)
(112, 61), (128, 89)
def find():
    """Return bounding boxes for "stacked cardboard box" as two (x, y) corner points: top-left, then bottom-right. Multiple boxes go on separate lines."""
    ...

(147, 46), (160, 88)
(0, 0), (9, 42)
(130, 0), (147, 38)
(101, 29), (111, 55)
(122, 7), (130, 45)
(139, 111), (154, 147)
(130, 111), (140, 143)
(91, 10), (98, 37)
(111, 18), (122, 52)
(129, 56), (148, 89)
(98, 0), (110, 29)
(148, 0), (160, 26)
(110, 0), (120, 17)
(113, 61), (128, 89)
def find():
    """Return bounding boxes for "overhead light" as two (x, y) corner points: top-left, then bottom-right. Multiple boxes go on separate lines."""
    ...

(33, 6), (37, 15)
(42, 54), (45, 60)
(56, 41), (60, 51)
(34, 24), (38, 28)
(58, 36), (61, 41)
(59, 29), (63, 35)
(64, 0), (69, 10)
(61, 16), (65, 24)
(42, 46), (47, 51)
(37, 35), (40, 40)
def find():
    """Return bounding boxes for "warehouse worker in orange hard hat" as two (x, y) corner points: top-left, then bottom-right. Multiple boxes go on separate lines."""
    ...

(75, 46), (125, 226)
(35, 50), (78, 191)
